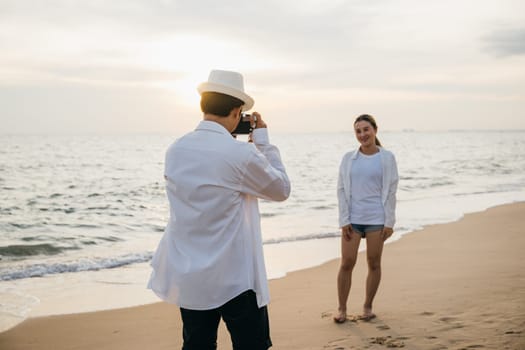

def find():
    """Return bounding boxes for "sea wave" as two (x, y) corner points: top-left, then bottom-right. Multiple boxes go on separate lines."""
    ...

(263, 232), (339, 244)
(0, 252), (153, 281)
(0, 232), (352, 281)
(0, 243), (71, 257)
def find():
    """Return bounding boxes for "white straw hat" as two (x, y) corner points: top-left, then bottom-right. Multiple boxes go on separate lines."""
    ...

(197, 70), (254, 111)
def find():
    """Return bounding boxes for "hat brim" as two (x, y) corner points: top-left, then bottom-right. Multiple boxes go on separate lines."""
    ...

(197, 82), (254, 111)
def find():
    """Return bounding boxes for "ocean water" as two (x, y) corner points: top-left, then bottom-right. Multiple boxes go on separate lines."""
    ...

(1, 130), (524, 328)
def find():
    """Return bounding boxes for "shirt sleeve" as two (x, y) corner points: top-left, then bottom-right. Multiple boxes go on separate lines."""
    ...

(337, 155), (351, 228)
(384, 153), (399, 228)
(239, 128), (291, 202)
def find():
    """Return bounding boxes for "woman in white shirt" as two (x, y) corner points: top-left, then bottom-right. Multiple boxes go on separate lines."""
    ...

(334, 114), (399, 323)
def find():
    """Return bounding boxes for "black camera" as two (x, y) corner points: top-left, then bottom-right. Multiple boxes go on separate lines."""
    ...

(232, 113), (256, 135)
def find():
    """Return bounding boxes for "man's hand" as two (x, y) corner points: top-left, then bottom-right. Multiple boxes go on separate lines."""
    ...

(250, 112), (267, 129)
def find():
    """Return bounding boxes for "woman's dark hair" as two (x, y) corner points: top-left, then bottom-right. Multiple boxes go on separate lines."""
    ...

(354, 114), (382, 146)
(200, 92), (244, 117)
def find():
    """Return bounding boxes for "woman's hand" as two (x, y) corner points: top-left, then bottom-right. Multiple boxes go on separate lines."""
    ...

(342, 225), (353, 241)
(381, 227), (394, 241)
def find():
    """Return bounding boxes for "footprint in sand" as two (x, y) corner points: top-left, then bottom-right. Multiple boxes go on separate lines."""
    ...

(369, 335), (406, 348)
(323, 337), (355, 350)
(436, 316), (464, 330)
(438, 316), (457, 322)
(323, 343), (347, 350)
(420, 311), (435, 316)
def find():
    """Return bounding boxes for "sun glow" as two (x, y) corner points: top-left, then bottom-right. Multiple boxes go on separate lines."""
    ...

(139, 34), (273, 107)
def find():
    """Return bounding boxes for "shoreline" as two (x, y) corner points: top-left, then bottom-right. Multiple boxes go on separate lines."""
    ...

(0, 235), (343, 331)
(1, 202), (524, 349)
(1, 190), (523, 331)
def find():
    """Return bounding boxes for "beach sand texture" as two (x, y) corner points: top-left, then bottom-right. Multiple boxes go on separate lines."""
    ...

(1, 203), (524, 349)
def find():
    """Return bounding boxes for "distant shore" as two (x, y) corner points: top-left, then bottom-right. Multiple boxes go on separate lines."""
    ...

(1, 202), (524, 349)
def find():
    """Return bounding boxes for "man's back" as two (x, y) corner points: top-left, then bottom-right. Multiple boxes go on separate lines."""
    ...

(150, 120), (290, 310)
(165, 122), (250, 233)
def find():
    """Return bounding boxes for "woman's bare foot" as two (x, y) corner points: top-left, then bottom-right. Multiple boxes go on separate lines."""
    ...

(358, 307), (376, 321)
(333, 309), (347, 323)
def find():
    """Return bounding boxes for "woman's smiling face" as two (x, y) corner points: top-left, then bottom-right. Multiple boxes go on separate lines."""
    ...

(354, 120), (377, 148)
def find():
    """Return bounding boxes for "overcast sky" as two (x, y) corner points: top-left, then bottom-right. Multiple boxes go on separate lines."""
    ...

(1, 0), (524, 134)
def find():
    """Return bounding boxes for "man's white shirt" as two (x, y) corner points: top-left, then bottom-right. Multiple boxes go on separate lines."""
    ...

(148, 120), (290, 310)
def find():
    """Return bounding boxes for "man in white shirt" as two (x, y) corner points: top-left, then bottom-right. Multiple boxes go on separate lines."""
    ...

(148, 70), (290, 350)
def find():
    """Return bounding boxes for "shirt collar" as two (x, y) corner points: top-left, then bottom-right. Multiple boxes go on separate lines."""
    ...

(352, 146), (382, 159)
(195, 120), (232, 136)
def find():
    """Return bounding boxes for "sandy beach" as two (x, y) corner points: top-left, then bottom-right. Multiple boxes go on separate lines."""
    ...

(1, 202), (524, 349)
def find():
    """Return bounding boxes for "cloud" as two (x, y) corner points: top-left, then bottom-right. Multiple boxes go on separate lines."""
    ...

(1, 0), (524, 133)
(482, 28), (525, 57)
(0, 82), (192, 134)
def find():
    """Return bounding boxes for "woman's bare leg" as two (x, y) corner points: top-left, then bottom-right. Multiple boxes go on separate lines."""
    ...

(363, 230), (384, 318)
(335, 232), (361, 322)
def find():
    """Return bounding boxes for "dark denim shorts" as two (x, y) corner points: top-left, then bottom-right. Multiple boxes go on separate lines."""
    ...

(351, 223), (384, 238)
